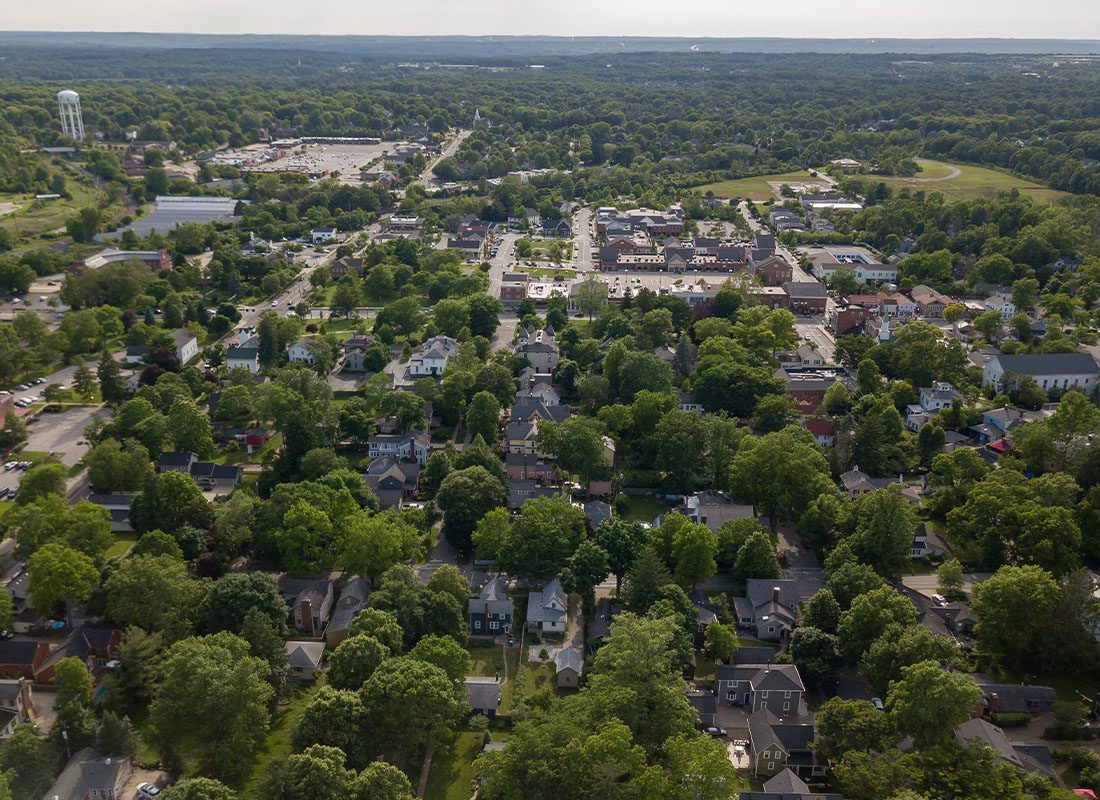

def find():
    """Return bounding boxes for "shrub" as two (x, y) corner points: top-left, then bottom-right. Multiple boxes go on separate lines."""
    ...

(990, 712), (1031, 728)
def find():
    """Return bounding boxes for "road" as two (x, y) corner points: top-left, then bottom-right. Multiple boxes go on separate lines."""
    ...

(795, 318), (837, 362)
(412, 129), (472, 192)
(737, 200), (816, 283)
(485, 232), (522, 297)
(572, 207), (593, 272)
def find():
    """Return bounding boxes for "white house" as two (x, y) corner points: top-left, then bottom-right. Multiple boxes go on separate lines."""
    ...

(226, 341), (260, 374)
(982, 352), (1099, 393)
(983, 294), (1016, 320)
(904, 382), (963, 431)
(408, 335), (459, 377)
(525, 577), (568, 633)
(311, 228), (338, 244)
(170, 329), (198, 365)
(366, 430), (431, 466)
(288, 338), (327, 366)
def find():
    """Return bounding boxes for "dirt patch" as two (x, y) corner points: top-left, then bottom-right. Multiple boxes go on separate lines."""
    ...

(0, 203), (19, 216)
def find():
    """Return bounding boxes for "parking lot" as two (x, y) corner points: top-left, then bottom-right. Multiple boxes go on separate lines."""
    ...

(247, 142), (395, 181)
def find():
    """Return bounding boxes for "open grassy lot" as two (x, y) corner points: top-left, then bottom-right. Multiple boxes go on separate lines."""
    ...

(0, 160), (122, 243)
(616, 493), (670, 522)
(241, 683), (323, 799)
(424, 731), (487, 800)
(693, 170), (824, 200)
(871, 159), (1067, 203)
(104, 535), (137, 559)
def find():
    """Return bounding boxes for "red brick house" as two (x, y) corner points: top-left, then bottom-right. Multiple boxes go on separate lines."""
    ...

(35, 624), (121, 686)
(0, 641), (50, 680)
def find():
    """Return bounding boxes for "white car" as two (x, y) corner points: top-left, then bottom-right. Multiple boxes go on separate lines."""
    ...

(137, 782), (161, 799)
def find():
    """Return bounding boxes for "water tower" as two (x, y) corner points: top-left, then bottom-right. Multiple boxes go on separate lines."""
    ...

(57, 90), (85, 141)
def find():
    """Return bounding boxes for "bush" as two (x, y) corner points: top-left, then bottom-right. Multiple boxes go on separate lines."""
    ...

(990, 712), (1031, 728)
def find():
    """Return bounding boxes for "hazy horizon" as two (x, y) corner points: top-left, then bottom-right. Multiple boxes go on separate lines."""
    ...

(4, 0), (1099, 40)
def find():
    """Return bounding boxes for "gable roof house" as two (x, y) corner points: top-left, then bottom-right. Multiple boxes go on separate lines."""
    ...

(678, 491), (754, 533)
(287, 337), (328, 367)
(733, 582), (803, 643)
(465, 676), (502, 717)
(953, 717), (1055, 779)
(741, 769), (843, 800)
(0, 678), (33, 740)
(975, 682), (1058, 716)
(363, 455), (420, 510)
(35, 624), (120, 686)
(747, 708), (823, 780)
(553, 647), (584, 688)
(408, 335), (459, 377)
(469, 577), (513, 637)
(366, 430), (431, 466)
(514, 328), (560, 372)
(285, 640), (326, 683)
(278, 577), (335, 637)
(526, 578), (568, 633)
(170, 329), (199, 365)
(0, 640), (50, 681)
(910, 284), (952, 318)
(42, 748), (131, 800)
(982, 352), (1099, 393)
(325, 576), (370, 647)
(226, 339), (260, 374)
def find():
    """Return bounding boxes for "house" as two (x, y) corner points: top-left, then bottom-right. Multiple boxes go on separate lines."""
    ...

(408, 335), (459, 377)
(43, 748), (131, 800)
(278, 577), (334, 636)
(904, 382), (963, 432)
(387, 215), (424, 234)
(911, 523), (947, 559)
(363, 456), (420, 510)
(0, 641), (48, 680)
(746, 709), (824, 780)
(505, 453), (557, 482)
(170, 329), (198, 365)
(465, 676), (502, 717)
(508, 480), (560, 510)
(733, 582), (804, 642)
(810, 247), (896, 284)
(188, 461), (244, 493)
(311, 227), (338, 244)
(679, 392), (704, 413)
(366, 430), (431, 466)
(910, 284), (952, 318)
(982, 352), (1098, 393)
(86, 493), (137, 533)
(469, 576), (513, 636)
(510, 398), (570, 425)
(687, 690), (717, 726)
(124, 345), (148, 365)
(804, 418), (836, 447)
(514, 327), (560, 372)
(35, 624), (120, 686)
(984, 294), (1016, 319)
(782, 281), (828, 315)
(954, 717), (1055, 779)
(775, 367), (853, 414)
(740, 769), (843, 800)
(752, 256), (794, 287)
(0, 678), (33, 739)
(285, 640), (325, 683)
(287, 337), (328, 367)
(505, 420), (540, 456)
(342, 335), (377, 373)
(678, 491), (755, 533)
(542, 218), (571, 237)
(975, 682), (1058, 716)
(553, 647), (583, 688)
(526, 578), (568, 634)
(583, 500), (612, 529)
(226, 340), (260, 374)
(325, 577), (370, 647)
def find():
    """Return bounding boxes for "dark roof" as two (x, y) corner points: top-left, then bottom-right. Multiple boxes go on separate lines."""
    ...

(731, 646), (777, 665)
(976, 683), (1057, 714)
(157, 451), (197, 468)
(992, 352), (1098, 376)
(687, 690), (717, 717)
(782, 281), (828, 298)
(0, 640), (42, 665)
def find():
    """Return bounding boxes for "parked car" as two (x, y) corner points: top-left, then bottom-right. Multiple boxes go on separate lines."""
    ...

(872, 697), (885, 712)
(704, 726), (728, 739)
(137, 783), (161, 799)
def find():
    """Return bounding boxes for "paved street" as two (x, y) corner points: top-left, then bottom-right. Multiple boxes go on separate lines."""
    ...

(411, 129), (472, 192)
(795, 317), (837, 362)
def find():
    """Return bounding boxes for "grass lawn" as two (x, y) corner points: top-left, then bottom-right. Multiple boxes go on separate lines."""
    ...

(468, 644), (509, 678)
(105, 535), (137, 559)
(241, 683), (323, 798)
(871, 159), (1067, 203)
(616, 493), (670, 522)
(523, 267), (576, 279)
(424, 731), (484, 800)
(0, 502), (11, 520)
(693, 170), (827, 201)
(213, 434), (282, 466)
(0, 162), (123, 243)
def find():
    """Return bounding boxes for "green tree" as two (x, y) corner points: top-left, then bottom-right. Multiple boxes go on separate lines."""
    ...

(150, 632), (273, 779)
(85, 439), (152, 493)
(803, 588), (842, 634)
(73, 365), (97, 402)
(54, 656), (94, 709)
(328, 634), (388, 691)
(131, 470), (214, 535)
(348, 608), (404, 655)
(937, 559), (964, 596)
(886, 660), (981, 746)
(292, 687), (366, 767)
(814, 698), (899, 761)
(788, 626), (842, 688)
(703, 623), (738, 662)
(203, 572), (288, 635)
(595, 518), (648, 593)
(622, 546), (671, 614)
(734, 531), (780, 581)
(360, 657), (467, 760)
(340, 511), (419, 582)
(15, 461), (67, 505)
(729, 426), (835, 528)
(499, 495), (586, 581)
(860, 623), (960, 695)
(848, 487), (919, 579)
(104, 554), (203, 633)
(408, 634), (472, 684)
(970, 565), (1060, 667)
(436, 466), (508, 552)
(664, 734), (739, 800)
(836, 586), (917, 663)
(562, 539), (610, 612)
(0, 411), (26, 450)
(27, 543), (97, 619)
(159, 778), (238, 800)
(98, 353), (128, 404)
(671, 521), (717, 588)
(465, 390), (501, 446)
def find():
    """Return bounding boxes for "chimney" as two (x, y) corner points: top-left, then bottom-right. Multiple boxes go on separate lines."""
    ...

(300, 598), (314, 636)
(988, 692), (999, 716)
(773, 586), (781, 603)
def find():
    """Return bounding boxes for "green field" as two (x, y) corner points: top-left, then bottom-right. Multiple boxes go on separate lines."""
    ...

(871, 159), (1067, 203)
(424, 732), (486, 800)
(693, 170), (828, 200)
(0, 159), (120, 243)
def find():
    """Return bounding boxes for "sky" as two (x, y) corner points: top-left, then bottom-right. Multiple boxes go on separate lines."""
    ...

(4, 0), (1099, 39)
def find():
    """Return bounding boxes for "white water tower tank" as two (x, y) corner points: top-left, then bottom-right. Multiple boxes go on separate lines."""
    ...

(57, 90), (85, 141)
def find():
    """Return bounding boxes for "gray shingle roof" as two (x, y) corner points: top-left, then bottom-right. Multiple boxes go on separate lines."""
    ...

(992, 352), (1097, 376)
